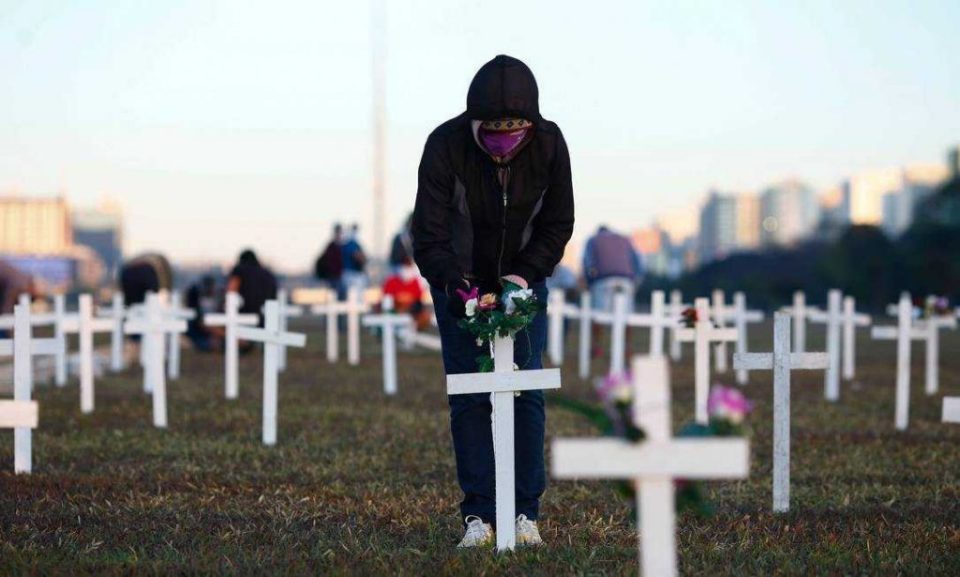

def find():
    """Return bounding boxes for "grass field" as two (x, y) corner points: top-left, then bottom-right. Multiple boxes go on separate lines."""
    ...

(1, 319), (958, 575)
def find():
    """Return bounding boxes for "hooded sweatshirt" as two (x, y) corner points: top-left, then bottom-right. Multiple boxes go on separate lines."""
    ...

(412, 55), (575, 291)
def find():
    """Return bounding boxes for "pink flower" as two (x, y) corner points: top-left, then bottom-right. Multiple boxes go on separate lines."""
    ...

(708, 384), (753, 425)
(456, 286), (479, 303)
(596, 372), (632, 405)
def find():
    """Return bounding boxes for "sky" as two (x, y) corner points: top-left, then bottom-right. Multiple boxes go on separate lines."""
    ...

(1, 0), (959, 272)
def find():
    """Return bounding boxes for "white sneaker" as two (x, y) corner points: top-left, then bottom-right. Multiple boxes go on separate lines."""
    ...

(457, 515), (493, 548)
(515, 514), (543, 546)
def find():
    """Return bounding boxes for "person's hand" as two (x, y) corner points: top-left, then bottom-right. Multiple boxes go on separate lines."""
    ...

(445, 279), (471, 319)
(501, 275), (528, 290)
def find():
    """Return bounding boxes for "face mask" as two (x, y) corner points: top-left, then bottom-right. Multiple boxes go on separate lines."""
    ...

(480, 127), (530, 158)
(399, 266), (417, 281)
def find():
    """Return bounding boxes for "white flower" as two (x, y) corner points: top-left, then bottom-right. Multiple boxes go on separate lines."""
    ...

(503, 289), (534, 315)
(465, 298), (478, 318)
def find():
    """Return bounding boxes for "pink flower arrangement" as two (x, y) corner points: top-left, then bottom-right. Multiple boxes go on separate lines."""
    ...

(708, 384), (753, 425)
(595, 372), (632, 405)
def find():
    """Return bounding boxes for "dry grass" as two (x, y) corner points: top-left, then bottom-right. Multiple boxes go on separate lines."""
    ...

(1, 319), (958, 575)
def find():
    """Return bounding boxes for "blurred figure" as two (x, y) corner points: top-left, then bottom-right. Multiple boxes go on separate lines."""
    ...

(227, 249), (277, 328)
(546, 262), (577, 292)
(388, 214), (415, 273)
(381, 256), (430, 329)
(185, 275), (220, 352)
(582, 225), (643, 358)
(340, 223), (368, 298)
(120, 253), (173, 307)
(0, 260), (36, 336)
(315, 223), (344, 290)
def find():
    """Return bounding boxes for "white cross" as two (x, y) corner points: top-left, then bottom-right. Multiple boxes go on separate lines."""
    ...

(626, 291), (675, 358)
(235, 300), (307, 445)
(51, 294), (70, 387)
(780, 291), (823, 354)
(711, 290), (732, 373)
(163, 291), (196, 381)
(555, 291), (592, 380)
(0, 399), (38, 473)
(870, 294), (934, 430)
(667, 290), (689, 361)
(274, 288), (304, 372)
(446, 335), (561, 552)
(124, 293), (187, 428)
(61, 295), (114, 414)
(715, 291), (765, 385)
(943, 397), (960, 424)
(205, 292), (258, 400)
(362, 311), (413, 395)
(552, 356), (749, 577)
(0, 304), (57, 473)
(592, 291), (631, 376)
(676, 298), (738, 424)
(734, 312), (829, 512)
(883, 296), (956, 396)
(808, 289), (844, 401)
(312, 287), (368, 365)
(547, 288), (566, 366)
(840, 296), (871, 381)
(98, 293), (127, 372)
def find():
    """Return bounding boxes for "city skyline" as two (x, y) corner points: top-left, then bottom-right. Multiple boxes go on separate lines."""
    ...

(3, 1), (960, 271)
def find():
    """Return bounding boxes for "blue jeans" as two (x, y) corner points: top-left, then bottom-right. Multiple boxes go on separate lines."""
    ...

(432, 281), (548, 526)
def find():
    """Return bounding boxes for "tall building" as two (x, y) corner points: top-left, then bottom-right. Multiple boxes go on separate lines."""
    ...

(948, 145), (959, 180)
(880, 166), (948, 236)
(759, 180), (819, 246)
(840, 164), (947, 225)
(73, 199), (124, 279)
(735, 193), (760, 249)
(0, 196), (72, 254)
(698, 190), (739, 264)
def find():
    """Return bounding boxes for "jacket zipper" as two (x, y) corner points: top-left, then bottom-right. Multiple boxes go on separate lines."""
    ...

(497, 165), (511, 281)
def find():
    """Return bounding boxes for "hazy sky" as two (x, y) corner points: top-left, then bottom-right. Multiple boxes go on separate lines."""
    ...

(2, 1), (959, 272)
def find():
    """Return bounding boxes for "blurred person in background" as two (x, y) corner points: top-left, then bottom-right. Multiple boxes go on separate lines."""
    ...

(315, 223), (344, 291)
(185, 275), (220, 352)
(120, 253), (174, 307)
(582, 225), (643, 359)
(0, 259), (37, 337)
(380, 255), (430, 330)
(389, 213), (415, 274)
(340, 223), (368, 298)
(226, 249), (277, 331)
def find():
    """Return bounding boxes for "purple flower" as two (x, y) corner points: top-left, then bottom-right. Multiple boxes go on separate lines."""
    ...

(456, 286), (479, 304)
(596, 372), (632, 405)
(708, 384), (753, 425)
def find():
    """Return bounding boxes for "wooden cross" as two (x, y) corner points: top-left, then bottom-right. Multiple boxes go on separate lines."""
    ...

(734, 312), (829, 512)
(870, 294), (932, 430)
(840, 296), (871, 381)
(447, 335), (561, 551)
(51, 294), (70, 387)
(362, 311), (413, 395)
(124, 293), (187, 427)
(274, 288), (304, 372)
(554, 291), (592, 380)
(235, 300), (307, 445)
(61, 295), (114, 414)
(943, 398), (960, 424)
(808, 289), (843, 401)
(98, 293), (127, 372)
(205, 292), (258, 400)
(0, 304), (57, 473)
(592, 291), (633, 376)
(676, 298), (738, 424)
(781, 291), (823, 354)
(667, 290), (689, 361)
(716, 291), (765, 385)
(552, 356), (749, 576)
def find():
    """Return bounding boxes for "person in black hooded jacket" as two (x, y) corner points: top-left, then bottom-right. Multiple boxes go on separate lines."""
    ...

(413, 55), (574, 548)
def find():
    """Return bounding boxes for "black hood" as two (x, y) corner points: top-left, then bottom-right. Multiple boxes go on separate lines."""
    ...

(466, 55), (541, 123)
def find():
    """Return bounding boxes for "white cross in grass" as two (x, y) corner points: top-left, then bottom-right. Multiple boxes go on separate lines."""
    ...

(552, 356), (749, 577)
(205, 292), (258, 400)
(734, 312), (829, 512)
(446, 335), (561, 552)
(61, 295), (114, 414)
(676, 298), (738, 424)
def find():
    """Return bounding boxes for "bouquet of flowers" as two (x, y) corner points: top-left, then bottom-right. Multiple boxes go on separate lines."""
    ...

(552, 378), (752, 517)
(454, 282), (543, 372)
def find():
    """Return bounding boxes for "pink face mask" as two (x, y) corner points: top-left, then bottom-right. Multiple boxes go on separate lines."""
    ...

(480, 127), (530, 158)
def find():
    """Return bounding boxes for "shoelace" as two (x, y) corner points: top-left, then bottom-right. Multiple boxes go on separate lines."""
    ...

(463, 515), (488, 539)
